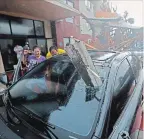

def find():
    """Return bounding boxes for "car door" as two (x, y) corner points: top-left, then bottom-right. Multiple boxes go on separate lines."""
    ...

(108, 69), (143, 139)
(127, 55), (141, 82)
(12, 53), (23, 84)
(112, 58), (135, 98)
(109, 58), (136, 134)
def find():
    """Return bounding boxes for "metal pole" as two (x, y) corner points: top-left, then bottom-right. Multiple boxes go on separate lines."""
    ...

(65, 39), (102, 87)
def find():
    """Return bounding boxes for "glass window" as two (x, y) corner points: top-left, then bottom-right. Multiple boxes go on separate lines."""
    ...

(65, 17), (73, 23)
(34, 21), (44, 36)
(9, 56), (101, 136)
(67, 0), (74, 7)
(87, 1), (91, 9)
(28, 38), (37, 50)
(127, 56), (141, 80)
(10, 57), (75, 102)
(114, 59), (133, 96)
(85, 0), (88, 6)
(63, 38), (70, 49)
(11, 18), (34, 35)
(0, 16), (11, 34)
(0, 39), (17, 71)
(70, 37), (75, 44)
(37, 39), (46, 55)
(90, 3), (94, 12)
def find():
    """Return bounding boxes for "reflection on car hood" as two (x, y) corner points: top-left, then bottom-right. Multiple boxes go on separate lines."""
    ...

(23, 78), (101, 137)
(48, 78), (100, 136)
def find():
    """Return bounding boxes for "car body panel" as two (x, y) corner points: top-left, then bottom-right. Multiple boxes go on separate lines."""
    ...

(130, 89), (144, 139)
(0, 52), (142, 139)
(108, 69), (144, 139)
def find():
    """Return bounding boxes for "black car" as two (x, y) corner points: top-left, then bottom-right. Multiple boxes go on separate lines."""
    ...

(0, 51), (142, 139)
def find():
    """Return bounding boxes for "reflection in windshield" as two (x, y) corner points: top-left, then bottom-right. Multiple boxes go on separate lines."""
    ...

(48, 76), (101, 136)
(9, 55), (106, 135)
(10, 56), (75, 103)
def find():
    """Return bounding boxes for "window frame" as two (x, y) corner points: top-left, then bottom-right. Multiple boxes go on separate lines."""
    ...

(126, 55), (141, 83)
(33, 20), (45, 37)
(65, 0), (74, 8)
(0, 15), (55, 72)
(0, 15), (12, 35)
(113, 57), (133, 95)
(10, 18), (35, 36)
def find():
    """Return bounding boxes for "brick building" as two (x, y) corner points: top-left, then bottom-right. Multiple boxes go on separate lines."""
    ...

(56, 0), (103, 49)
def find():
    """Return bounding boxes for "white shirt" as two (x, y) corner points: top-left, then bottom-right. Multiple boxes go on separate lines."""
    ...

(14, 45), (23, 59)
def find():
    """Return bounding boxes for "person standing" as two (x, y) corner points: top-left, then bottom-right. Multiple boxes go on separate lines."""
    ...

(28, 45), (46, 71)
(21, 46), (30, 74)
(46, 46), (66, 59)
(14, 45), (23, 60)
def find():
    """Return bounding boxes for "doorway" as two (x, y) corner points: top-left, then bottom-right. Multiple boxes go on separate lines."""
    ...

(13, 38), (26, 47)
(0, 38), (26, 72)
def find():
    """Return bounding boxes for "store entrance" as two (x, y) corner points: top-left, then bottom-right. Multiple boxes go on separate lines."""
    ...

(0, 38), (26, 81)
(13, 38), (26, 47)
(0, 38), (26, 72)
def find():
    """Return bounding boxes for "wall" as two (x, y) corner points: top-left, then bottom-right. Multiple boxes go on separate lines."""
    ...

(79, 0), (95, 18)
(44, 20), (53, 50)
(56, 0), (95, 48)
(80, 16), (92, 35)
(44, 20), (52, 38)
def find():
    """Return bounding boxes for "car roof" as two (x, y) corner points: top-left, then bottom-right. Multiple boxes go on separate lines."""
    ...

(96, 53), (116, 61)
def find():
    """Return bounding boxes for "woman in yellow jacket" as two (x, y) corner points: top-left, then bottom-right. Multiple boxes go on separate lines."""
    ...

(46, 46), (66, 59)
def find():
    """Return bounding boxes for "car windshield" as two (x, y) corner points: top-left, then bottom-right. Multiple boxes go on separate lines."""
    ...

(10, 55), (75, 101)
(9, 55), (107, 100)
(9, 55), (108, 136)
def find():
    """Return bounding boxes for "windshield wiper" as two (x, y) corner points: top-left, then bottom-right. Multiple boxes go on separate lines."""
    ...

(2, 90), (58, 139)
(12, 106), (59, 139)
(12, 106), (55, 129)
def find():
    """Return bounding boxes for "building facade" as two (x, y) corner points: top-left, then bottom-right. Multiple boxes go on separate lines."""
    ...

(0, 0), (79, 75)
(56, 0), (103, 49)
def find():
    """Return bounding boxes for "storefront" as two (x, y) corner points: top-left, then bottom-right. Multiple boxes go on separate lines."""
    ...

(0, 0), (80, 79)
(0, 14), (55, 72)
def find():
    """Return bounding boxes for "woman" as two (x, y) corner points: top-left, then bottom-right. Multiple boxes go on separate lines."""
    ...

(28, 46), (46, 71)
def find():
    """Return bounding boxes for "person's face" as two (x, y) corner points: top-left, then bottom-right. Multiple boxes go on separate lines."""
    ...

(34, 48), (41, 57)
(51, 49), (58, 56)
(24, 50), (28, 55)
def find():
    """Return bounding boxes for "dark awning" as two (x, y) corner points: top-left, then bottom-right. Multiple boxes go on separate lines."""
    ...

(0, 0), (80, 21)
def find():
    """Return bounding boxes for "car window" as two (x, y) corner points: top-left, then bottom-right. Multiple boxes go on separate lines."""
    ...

(127, 56), (141, 81)
(113, 59), (134, 96)
(21, 74), (101, 136)
(10, 57), (75, 104)
(9, 55), (103, 136)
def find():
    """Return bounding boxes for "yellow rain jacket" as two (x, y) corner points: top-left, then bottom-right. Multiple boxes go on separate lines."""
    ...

(46, 49), (66, 59)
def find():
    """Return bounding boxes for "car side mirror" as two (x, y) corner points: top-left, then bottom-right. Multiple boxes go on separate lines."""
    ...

(0, 73), (8, 85)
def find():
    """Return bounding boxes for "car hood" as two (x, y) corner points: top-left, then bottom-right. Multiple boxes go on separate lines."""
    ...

(22, 78), (102, 138)
(0, 105), (43, 139)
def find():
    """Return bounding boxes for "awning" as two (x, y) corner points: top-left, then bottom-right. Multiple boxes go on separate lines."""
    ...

(0, 0), (80, 21)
